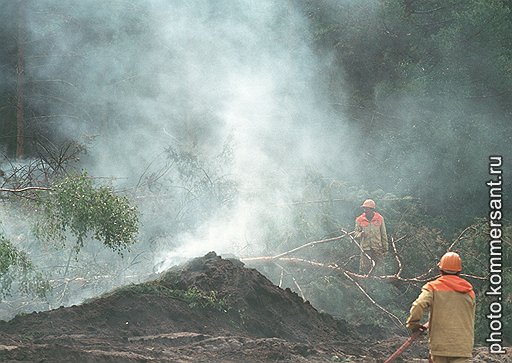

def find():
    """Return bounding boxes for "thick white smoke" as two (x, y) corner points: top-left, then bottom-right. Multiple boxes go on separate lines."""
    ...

(46, 1), (357, 267)
(9, 0), (358, 278)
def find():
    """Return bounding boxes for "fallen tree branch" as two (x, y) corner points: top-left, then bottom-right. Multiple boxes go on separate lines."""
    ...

(273, 196), (416, 207)
(272, 231), (354, 259)
(460, 273), (487, 280)
(390, 235), (405, 276)
(245, 255), (485, 329)
(275, 262), (305, 300)
(241, 227), (488, 327)
(0, 186), (52, 193)
(242, 230), (486, 283)
(273, 257), (403, 328)
(342, 228), (375, 276)
(414, 265), (438, 281)
(342, 267), (404, 329)
(447, 225), (476, 251)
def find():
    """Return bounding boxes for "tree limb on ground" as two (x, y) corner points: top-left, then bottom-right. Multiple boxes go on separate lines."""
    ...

(0, 186), (52, 193)
(241, 227), (487, 327)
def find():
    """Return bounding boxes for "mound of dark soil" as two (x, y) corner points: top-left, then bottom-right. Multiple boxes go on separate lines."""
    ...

(159, 252), (352, 343)
(0, 252), (363, 362)
(0, 252), (509, 362)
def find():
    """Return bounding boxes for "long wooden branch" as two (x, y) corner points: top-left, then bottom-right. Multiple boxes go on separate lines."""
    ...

(275, 262), (305, 300)
(342, 267), (404, 329)
(271, 257), (403, 328)
(250, 227), (375, 277)
(0, 186), (52, 193)
(447, 225), (476, 251)
(342, 228), (375, 276)
(272, 231), (353, 259)
(242, 230), (487, 284)
(273, 196), (416, 207)
(390, 235), (405, 277)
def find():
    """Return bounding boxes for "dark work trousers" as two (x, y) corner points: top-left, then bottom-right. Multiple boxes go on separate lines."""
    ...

(359, 249), (384, 275)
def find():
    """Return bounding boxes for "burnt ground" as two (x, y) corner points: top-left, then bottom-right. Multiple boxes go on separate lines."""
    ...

(0, 252), (510, 362)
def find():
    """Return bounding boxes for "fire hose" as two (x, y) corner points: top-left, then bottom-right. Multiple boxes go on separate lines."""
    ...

(384, 323), (432, 363)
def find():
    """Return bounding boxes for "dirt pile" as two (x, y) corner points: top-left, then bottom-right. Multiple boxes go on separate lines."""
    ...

(159, 252), (352, 343)
(0, 252), (363, 362)
(0, 252), (509, 362)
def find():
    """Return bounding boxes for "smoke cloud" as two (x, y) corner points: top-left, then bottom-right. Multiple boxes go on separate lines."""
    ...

(1, 0), (509, 322)
(5, 0), (358, 274)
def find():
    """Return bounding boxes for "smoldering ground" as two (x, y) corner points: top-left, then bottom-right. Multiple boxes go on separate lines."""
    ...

(0, 0), (361, 315)
(1, 0), (510, 323)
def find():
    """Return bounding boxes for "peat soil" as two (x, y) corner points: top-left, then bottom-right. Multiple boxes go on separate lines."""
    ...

(0, 252), (509, 362)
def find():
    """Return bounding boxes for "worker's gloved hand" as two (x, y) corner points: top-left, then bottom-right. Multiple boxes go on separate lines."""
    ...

(409, 323), (426, 333)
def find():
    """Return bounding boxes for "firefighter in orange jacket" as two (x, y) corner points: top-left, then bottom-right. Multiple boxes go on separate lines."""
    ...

(406, 252), (476, 362)
(354, 199), (388, 274)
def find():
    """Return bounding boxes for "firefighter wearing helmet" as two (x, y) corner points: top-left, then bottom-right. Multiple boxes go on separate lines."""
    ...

(354, 199), (388, 274)
(406, 252), (476, 362)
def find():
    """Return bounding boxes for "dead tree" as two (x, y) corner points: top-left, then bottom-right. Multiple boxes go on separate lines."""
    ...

(241, 227), (486, 328)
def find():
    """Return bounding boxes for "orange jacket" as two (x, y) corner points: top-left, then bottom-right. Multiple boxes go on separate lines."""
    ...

(406, 274), (475, 357)
(354, 212), (388, 252)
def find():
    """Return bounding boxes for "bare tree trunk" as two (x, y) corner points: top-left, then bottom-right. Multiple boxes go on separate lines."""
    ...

(16, 1), (25, 159)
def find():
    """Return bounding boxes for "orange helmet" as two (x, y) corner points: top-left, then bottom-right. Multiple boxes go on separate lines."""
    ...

(361, 199), (376, 209)
(438, 252), (462, 273)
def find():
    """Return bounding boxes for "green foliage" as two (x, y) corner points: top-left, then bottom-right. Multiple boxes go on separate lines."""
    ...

(111, 282), (228, 312)
(183, 287), (228, 311)
(34, 173), (139, 252)
(0, 233), (49, 298)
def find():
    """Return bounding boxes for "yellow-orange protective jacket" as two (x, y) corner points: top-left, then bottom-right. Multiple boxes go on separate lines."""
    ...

(354, 212), (388, 253)
(406, 274), (476, 357)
